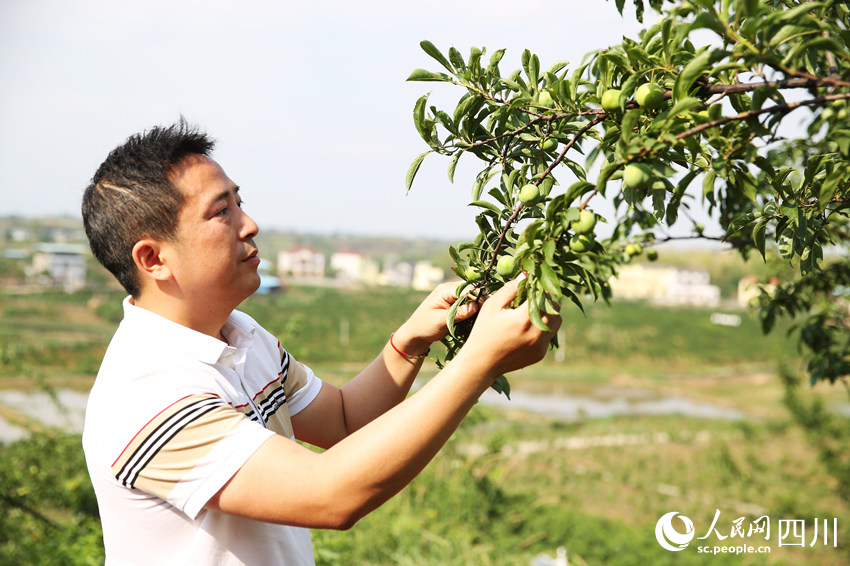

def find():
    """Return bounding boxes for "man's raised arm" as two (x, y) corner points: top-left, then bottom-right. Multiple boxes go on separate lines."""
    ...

(205, 277), (560, 530)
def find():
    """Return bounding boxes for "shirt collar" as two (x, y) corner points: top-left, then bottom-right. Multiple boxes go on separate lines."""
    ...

(120, 296), (254, 366)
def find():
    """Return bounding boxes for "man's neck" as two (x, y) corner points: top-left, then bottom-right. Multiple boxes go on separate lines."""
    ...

(131, 293), (232, 341)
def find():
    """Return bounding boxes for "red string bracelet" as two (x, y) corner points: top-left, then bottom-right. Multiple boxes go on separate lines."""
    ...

(390, 332), (430, 360)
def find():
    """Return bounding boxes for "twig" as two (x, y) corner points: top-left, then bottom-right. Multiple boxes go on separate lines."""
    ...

(536, 115), (605, 188)
(674, 91), (850, 142)
(724, 131), (757, 160)
(484, 115), (606, 274)
(699, 74), (850, 96)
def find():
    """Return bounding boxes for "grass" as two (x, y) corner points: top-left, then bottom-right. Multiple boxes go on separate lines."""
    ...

(311, 403), (849, 565)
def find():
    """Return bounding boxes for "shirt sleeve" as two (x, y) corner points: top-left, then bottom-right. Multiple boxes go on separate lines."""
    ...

(279, 345), (323, 415)
(110, 393), (275, 519)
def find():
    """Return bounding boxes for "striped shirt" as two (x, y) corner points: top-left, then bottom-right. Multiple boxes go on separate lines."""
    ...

(83, 297), (322, 565)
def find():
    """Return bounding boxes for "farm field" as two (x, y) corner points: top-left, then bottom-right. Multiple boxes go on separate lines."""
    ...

(0, 286), (848, 564)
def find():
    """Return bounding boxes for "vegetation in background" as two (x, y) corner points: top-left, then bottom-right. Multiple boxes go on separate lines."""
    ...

(0, 284), (847, 564)
(0, 432), (103, 565)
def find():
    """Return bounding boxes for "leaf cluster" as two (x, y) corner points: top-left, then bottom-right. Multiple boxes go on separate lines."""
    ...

(407, 0), (850, 391)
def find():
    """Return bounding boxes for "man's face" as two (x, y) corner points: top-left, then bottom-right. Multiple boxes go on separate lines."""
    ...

(165, 154), (261, 309)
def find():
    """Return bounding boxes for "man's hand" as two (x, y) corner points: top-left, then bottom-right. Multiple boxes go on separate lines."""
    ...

(391, 282), (480, 357)
(457, 275), (561, 379)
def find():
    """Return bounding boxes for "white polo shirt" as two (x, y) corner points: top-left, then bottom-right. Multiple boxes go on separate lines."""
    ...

(83, 297), (323, 565)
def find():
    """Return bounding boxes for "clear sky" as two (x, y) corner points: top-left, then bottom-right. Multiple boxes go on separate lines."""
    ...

(1, 0), (650, 241)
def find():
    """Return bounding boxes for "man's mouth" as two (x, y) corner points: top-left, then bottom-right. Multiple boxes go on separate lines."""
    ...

(243, 248), (260, 263)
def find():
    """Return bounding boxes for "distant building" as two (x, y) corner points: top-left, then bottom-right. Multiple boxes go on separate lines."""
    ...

(379, 259), (414, 287)
(411, 261), (445, 291)
(330, 250), (379, 285)
(608, 264), (720, 307)
(8, 227), (32, 242)
(277, 246), (325, 280)
(29, 242), (88, 292)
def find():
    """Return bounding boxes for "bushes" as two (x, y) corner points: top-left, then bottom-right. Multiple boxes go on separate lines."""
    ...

(0, 432), (104, 565)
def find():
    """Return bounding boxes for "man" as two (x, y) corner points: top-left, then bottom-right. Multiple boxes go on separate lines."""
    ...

(81, 120), (560, 565)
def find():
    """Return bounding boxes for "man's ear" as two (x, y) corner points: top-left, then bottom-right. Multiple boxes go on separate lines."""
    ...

(132, 239), (173, 283)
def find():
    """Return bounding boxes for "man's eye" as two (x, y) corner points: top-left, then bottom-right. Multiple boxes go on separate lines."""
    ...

(216, 207), (228, 216)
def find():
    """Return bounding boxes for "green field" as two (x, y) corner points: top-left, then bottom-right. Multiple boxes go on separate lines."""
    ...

(0, 286), (848, 564)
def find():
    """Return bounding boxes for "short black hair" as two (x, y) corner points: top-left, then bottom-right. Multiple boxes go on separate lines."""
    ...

(81, 118), (215, 297)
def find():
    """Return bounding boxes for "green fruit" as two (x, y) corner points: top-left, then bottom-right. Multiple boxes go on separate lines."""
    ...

(623, 163), (653, 190)
(495, 255), (517, 277)
(540, 137), (558, 152)
(465, 266), (483, 282)
(537, 90), (555, 108)
(601, 89), (623, 112)
(569, 234), (593, 254)
(519, 183), (541, 204)
(647, 249), (659, 261)
(635, 83), (665, 109)
(570, 209), (597, 235)
(625, 242), (643, 256)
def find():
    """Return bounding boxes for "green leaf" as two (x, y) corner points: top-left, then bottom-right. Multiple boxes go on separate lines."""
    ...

(538, 263), (562, 297)
(471, 167), (498, 200)
(667, 169), (699, 225)
(689, 11), (727, 36)
(565, 181), (596, 205)
(547, 60), (570, 75)
(778, 228), (795, 260)
(596, 161), (618, 196)
(620, 109), (642, 143)
(528, 291), (553, 332)
(445, 296), (461, 338)
(529, 54), (540, 90)
(702, 169), (716, 202)
(804, 36), (846, 55)
(490, 375), (511, 399)
(406, 69), (452, 82)
(775, 2), (824, 25)
(488, 48), (507, 74)
(413, 93), (432, 144)
(468, 199), (502, 216)
(753, 217), (768, 260)
(453, 93), (484, 126)
(449, 47), (466, 73)
(656, 97), (703, 130)
(818, 173), (840, 211)
(405, 151), (430, 194)
(448, 245), (460, 263)
(652, 187), (666, 220)
(673, 49), (726, 101)
(468, 46), (482, 73)
(615, 0), (625, 15)
(447, 150), (463, 183)
(419, 40), (454, 74)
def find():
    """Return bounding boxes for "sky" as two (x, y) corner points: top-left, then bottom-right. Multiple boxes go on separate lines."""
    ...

(1, 0), (653, 241)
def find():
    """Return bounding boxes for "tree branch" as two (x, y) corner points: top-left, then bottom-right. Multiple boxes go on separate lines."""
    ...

(675, 91), (850, 142)
(483, 114), (607, 276)
(699, 74), (850, 96)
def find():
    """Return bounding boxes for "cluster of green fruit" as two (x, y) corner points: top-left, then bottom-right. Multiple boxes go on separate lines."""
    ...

(600, 82), (666, 113)
(517, 184), (597, 252)
(600, 82), (669, 194)
(463, 206), (600, 284)
(460, 82), (670, 287)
